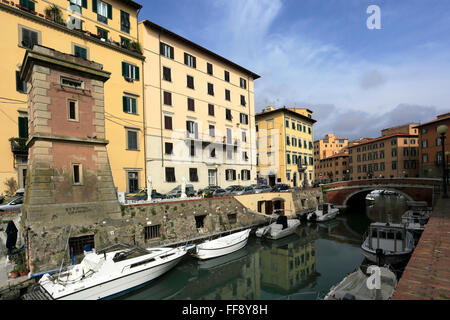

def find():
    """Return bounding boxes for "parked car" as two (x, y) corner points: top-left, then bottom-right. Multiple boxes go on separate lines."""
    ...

(166, 185), (195, 198)
(212, 188), (231, 197)
(0, 195), (4, 204)
(230, 186), (245, 195)
(0, 196), (23, 212)
(125, 189), (165, 201)
(198, 185), (220, 197)
(254, 185), (273, 194)
(232, 186), (255, 195)
(272, 184), (291, 192)
(15, 188), (25, 196)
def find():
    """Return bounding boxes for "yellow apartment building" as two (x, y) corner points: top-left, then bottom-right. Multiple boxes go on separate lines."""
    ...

(139, 20), (260, 193)
(0, 0), (146, 195)
(256, 106), (316, 187)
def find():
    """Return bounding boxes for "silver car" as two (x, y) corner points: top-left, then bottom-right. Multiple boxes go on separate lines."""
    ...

(0, 196), (23, 212)
(254, 185), (273, 194)
(233, 186), (255, 195)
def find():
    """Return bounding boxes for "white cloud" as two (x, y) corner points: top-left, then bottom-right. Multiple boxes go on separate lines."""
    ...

(202, 0), (450, 139)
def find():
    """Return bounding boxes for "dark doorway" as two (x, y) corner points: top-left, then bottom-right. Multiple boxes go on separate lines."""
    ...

(265, 201), (274, 215)
(268, 175), (276, 187)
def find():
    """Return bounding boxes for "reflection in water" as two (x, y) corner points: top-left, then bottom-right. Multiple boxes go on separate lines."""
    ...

(118, 196), (408, 300)
(366, 194), (408, 223)
(259, 230), (319, 297)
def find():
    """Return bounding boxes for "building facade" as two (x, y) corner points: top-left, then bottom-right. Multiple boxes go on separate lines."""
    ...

(315, 152), (349, 183)
(313, 133), (348, 182)
(348, 124), (419, 180)
(256, 106), (316, 187)
(139, 20), (260, 193)
(415, 113), (450, 178)
(0, 0), (145, 195)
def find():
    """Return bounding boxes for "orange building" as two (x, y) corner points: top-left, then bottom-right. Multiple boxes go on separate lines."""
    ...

(315, 151), (349, 183)
(314, 133), (348, 182)
(348, 124), (419, 180)
(415, 113), (450, 178)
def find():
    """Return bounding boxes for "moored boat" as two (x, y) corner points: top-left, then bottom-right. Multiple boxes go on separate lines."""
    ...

(324, 265), (397, 300)
(402, 209), (430, 239)
(33, 244), (188, 300)
(256, 216), (300, 240)
(361, 222), (414, 266)
(307, 203), (339, 222)
(194, 229), (251, 260)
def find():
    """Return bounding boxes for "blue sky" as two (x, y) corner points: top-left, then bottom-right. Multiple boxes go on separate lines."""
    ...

(136, 0), (450, 140)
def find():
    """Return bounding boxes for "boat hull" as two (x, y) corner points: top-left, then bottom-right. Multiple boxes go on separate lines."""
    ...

(41, 252), (185, 300)
(265, 220), (300, 240)
(361, 247), (412, 266)
(195, 231), (250, 260)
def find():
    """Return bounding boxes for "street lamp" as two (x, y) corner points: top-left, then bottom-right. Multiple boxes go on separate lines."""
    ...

(437, 124), (448, 198)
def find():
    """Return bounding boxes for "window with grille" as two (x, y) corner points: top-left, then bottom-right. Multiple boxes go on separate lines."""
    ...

(69, 235), (95, 257)
(144, 225), (160, 240)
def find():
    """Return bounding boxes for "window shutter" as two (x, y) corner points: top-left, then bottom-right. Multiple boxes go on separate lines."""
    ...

(123, 96), (128, 112)
(170, 47), (174, 59)
(193, 57), (197, 69)
(18, 117), (28, 138)
(131, 98), (137, 114)
(122, 62), (128, 77)
(107, 3), (112, 19)
(82, 0), (87, 8)
(92, 0), (97, 13)
(160, 42), (164, 55)
(134, 66), (140, 81)
(184, 53), (188, 65)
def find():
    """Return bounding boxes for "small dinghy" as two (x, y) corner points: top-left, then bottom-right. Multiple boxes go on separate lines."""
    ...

(194, 229), (251, 260)
(307, 203), (339, 222)
(34, 243), (188, 300)
(361, 222), (414, 266)
(256, 215), (300, 240)
(324, 265), (397, 300)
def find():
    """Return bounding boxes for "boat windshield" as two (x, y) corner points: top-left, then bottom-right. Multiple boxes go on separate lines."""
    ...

(112, 247), (150, 263)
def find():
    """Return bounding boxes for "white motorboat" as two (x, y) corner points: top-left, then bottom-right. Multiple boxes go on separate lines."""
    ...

(402, 209), (430, 235)
(256, 217), (300, 240)
(361, 223), (414, 265)
(35, 244), (188, 300)
(324, 265), (397, 300)
(194, 229), (251, 260)
(307, 203), (339, 222)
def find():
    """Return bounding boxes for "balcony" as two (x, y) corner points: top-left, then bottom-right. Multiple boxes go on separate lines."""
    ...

(10, 138), (28, 156)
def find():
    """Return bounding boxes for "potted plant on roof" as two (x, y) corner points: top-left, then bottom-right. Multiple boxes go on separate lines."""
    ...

(44, 4), (64, 25)
(128, 41), (142, 55)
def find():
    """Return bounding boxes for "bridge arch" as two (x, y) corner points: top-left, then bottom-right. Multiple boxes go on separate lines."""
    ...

(343, 188), (414, 207)
(323, 178), (441, 208)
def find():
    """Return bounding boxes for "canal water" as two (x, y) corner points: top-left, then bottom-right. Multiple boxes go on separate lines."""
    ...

(118, 193), (408, 300)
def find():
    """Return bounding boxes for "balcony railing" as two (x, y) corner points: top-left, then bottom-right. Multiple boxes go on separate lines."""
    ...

(3, 1), (143, 55)
(10, 137), (28, 155)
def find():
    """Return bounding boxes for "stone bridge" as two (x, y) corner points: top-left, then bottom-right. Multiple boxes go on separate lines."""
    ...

(323, 178), (442, 208)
